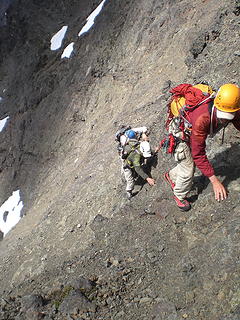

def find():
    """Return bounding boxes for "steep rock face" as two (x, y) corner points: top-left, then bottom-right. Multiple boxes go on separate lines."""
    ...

(0, 0), (239, 319)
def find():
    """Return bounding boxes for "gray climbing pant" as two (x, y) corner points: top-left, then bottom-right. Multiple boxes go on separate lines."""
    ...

(123, 167), (134, 191)
(169, 142), (195, 200)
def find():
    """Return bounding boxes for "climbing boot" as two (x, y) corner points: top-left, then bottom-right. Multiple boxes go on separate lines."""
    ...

(126, 191), (133, 199)
(174, 196), (191, 211)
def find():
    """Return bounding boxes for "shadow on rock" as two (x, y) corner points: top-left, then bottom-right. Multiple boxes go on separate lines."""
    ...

(189, 143), (240, 203)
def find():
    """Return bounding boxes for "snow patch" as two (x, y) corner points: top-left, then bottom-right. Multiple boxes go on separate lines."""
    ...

(0, 116), (9, 132)
(50, 26), (68, 51)
(61, 42), (74, 59)
(0, 190), (23, 236)
(78, 0), (107, 37)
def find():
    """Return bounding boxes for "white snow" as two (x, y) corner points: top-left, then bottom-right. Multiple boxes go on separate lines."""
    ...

(0, 116), (9, 132)
(61, 42), (75, 59)
(78, 0), (107, 37)
(50, 26), (68, 51)
(0, 190), (23, 236)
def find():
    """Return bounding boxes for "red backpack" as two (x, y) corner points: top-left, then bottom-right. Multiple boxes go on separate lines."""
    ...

(161, 83), (215, 153)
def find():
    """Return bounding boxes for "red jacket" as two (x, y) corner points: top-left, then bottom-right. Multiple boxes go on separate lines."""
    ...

(187, 102), (240, 177)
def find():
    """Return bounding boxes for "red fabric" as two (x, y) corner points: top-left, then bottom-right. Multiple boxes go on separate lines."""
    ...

(170, 83), (206, 107)
(188, 102), (215, 177)
(232, 111), (240, 131)
(188, 103), (240, 177)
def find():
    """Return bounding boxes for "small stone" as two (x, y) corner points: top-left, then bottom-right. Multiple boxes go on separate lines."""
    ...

(217, 291), (225, 300)
(182, 314), (188, 318)
(147, 252), (156, 259)
(139, 297), (152, 304)
(126, 257), (134, 263)
(109, 257), (119, 266)
(142, 208), (155, 215)
(115, 311), (125, 318)
(159, 245), (165, 252)
(106, 297), (112, 305)
(186, 291), (195, 304)
(173, 215), (187, 225)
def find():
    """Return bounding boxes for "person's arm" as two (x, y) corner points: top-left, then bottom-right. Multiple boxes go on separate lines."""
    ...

(232, 110), (240, 131)
(191, 136), (227, 201)
(191, 115), (215, 177)
(131, 126), (148, 134)
(131, 153), (155, 185)
(209, 111), (240, 200)
(191, 115), (227, 200)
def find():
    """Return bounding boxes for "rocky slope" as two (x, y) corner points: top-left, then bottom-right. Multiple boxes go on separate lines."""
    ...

(0, 0), (239, 319)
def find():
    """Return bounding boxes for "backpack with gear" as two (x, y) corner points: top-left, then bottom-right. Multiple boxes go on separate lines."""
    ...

(161, 83), (215, 154)
(115, 125), (132, 143)
(115, 125), (132, 155)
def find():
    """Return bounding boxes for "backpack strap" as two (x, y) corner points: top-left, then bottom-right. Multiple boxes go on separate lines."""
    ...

(181, 92), (215, 113)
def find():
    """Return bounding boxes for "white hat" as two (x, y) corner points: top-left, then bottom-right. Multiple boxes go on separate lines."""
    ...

(216, 109), (235, 120)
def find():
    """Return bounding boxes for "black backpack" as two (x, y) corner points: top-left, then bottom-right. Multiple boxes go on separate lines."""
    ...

(115, 125), (131, 142)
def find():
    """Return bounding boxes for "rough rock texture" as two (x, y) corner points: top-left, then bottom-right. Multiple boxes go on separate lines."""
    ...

(0, 0), (239, 319)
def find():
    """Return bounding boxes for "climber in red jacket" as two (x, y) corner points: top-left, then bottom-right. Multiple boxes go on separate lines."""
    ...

(160, 83), (240, 211)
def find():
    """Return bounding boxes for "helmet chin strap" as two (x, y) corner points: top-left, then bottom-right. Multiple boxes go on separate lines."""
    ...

(209, 105), (215, 138)
(210, 105), (229, 143)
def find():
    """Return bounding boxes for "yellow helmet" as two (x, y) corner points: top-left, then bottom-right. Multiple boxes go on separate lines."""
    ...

(214, 83), (240, 112)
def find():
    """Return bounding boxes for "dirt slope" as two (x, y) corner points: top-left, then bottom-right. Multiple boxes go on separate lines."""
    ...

(0, 0), (239, 319)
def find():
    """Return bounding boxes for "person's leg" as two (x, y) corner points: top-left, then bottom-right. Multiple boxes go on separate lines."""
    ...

(169, 164), (178, 185)
(120, 158), (125, 181)
(173, 142), (195, 200)
(167, 142), (194, 211)
(123, 167), (134, 198)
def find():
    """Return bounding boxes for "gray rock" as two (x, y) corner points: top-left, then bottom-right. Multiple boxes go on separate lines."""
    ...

(58, 289), (96, 315)
(151, 299), (177, 319)
(69, 276), (96, 292)
(21, 295), (44, 312)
